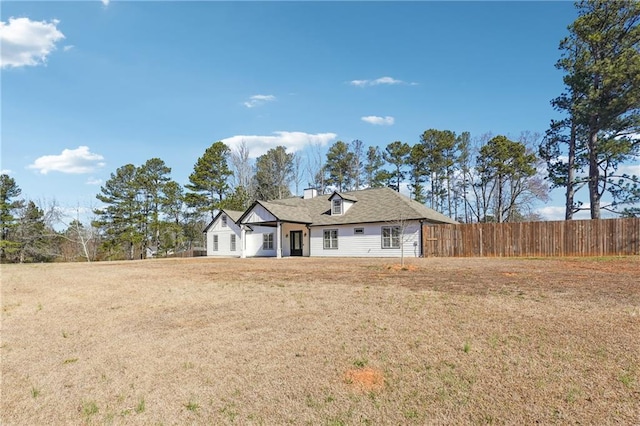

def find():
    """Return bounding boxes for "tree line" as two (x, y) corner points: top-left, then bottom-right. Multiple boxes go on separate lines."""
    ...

(1, 0), (637, 263)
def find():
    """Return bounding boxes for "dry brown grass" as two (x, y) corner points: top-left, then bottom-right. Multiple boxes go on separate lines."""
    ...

(2, 256), (639, 425)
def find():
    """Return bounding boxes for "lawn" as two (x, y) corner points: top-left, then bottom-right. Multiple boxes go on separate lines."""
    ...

(1, 256), (639, 424)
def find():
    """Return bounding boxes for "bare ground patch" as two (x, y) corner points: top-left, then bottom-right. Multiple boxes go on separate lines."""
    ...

(1, 256), (639, 424)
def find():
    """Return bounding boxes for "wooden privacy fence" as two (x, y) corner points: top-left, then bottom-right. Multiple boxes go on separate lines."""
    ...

(423, 218), (640, 257)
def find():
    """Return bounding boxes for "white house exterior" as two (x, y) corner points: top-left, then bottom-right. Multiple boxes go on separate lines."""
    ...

(204, 210), (243, 257)
(204, 187), (457, 258)
(203, 209), (275, 257)
(308, 221), (422, 258)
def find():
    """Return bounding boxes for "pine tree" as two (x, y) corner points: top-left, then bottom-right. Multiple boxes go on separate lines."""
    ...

(186, 141), (233, 221)
(0, 174), (23, 262)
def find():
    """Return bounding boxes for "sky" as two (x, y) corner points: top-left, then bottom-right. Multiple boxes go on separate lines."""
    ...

(2, 0), (637, 221)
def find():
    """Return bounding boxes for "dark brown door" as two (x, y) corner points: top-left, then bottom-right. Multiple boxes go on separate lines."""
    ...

(290, 231), (303, 256)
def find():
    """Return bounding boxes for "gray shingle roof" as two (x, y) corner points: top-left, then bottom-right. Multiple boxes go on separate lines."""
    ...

(223, 209), (245, 223)
(256, 200), (314, 223)
(249, 187), (457, 226)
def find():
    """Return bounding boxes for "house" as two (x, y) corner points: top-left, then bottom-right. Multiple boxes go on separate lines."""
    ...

(203, 209), (275, 257)
(204, 187), (458, 258)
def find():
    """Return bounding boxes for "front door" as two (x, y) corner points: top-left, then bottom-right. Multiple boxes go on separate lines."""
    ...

(290, 230), (303, 256)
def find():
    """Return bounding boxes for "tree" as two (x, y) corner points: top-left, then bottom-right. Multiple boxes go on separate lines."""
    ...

(325, 140), (354, 192)
(292, 152), (304, 196)
(419, 129), (458, 212)
(476, 135), (539, 223)
(550, 0), (640, 219)
(350, 139), (365, 190)
(253, 146), (294, 200)
(407, 143), (428, 204)
(137, 158), (172, 254)
(364, 146), (387, 188)
(61, 219), (98, 262)
(540, 118), (589, 219)
(54, 204), (100, 262)
(160, 180), (186, 254)
(306, 142), (328, 194)
(13, 201), (51, 263)
(186, 141), (233, 221)
(230, 140), (255, 204)
(383, 141), (410, 192)
(0, 174), (23, 261)
(230, 141), (253, 190)
(94, 164), (144, 260)
(454, 131), (472, 222)
(223, 185), (251, 210)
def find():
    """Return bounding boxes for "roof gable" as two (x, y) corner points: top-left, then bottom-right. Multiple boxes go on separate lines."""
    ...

(328, 191), (358, 202)
(238, 201), (278, 225)
(203, 209), (245, 233)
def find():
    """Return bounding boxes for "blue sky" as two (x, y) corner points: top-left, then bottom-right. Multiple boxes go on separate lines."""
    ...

(4, 0), (631, 221)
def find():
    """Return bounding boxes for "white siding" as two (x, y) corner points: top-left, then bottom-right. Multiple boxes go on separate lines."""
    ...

(343, 200), (355, 213)
(205, 215), (242, 257)
(244, 204), (276, 223)
(244, 226), (278, 257)
(309, 221), (422, 258)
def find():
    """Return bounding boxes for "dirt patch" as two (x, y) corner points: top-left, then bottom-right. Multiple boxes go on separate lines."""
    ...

(344, 367), (385, 392)
(385, 263), (419, 272)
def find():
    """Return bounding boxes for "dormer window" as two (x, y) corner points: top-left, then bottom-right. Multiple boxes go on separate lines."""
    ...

(332, 199), (342, 215)
(221, 215), (227, 227)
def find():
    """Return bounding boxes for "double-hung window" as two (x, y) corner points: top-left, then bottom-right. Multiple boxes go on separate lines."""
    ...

(332, 199), (342, 215)
(213, 235), (219, 251)
(263, 233), (274, 250)
(221, 215), (227, 227)
(230, 235), (236, 251)
(381, 226), (401, 249)
(323, 229), (338, 249)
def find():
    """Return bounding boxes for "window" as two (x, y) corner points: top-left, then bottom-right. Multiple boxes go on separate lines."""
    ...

(323, 229), (338, 249)
(332, 199), (342, 215)
(213, 235), (219, 251)
(221, 215), (227, 227)
(381, 226), (401, 249)
(230, 234), (236, 251)
(263, 233), (274, 250)
(354, 228), (364, 235)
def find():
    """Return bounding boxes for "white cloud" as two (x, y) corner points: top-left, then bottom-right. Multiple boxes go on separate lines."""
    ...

(101, 0), (110, 6)
(361, 115), (395, 126)
(617, 163), (640, 177)
(221, 131), (337, 158)
(63, 45), (74, 51)
(535, 206), (567, 221)
(86, 177), (103, 185)
(243, 94), (276, 108)
(28, 146), (106, 175)
(350, 76), (414, 87)
(536, 204), (599, 221)
(1, 169), (12, 175)
(0, 17), (65, 69)
(620, 164), (640, 176)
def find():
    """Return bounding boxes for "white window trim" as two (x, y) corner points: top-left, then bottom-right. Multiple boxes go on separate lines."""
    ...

(332, 199), (342, 215)
(323, 229), (338, 249)
(263, 233), (274, 250)
(381, 226), (401, 249)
